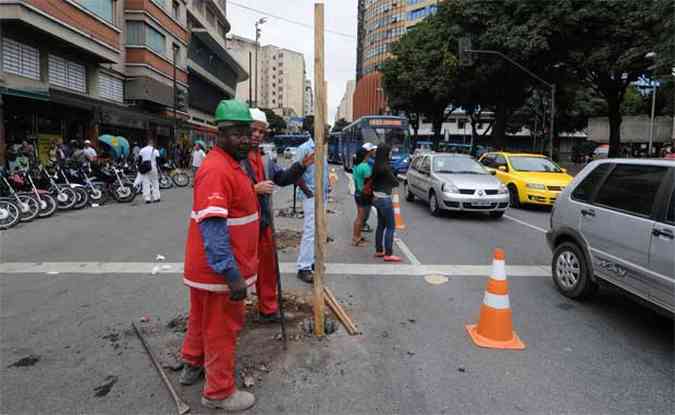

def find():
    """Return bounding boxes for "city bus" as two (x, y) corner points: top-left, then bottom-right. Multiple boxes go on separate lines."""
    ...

(341, 116), (411, 173)
(328, 132), (343, 164)
(272, 134), (311, 154)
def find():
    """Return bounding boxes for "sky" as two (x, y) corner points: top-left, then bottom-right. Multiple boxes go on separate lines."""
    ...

(227, 0), (358, 124)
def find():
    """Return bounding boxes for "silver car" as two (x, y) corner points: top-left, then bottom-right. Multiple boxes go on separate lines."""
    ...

(404, 153), (510, 218)
(547, 159), (674, 314)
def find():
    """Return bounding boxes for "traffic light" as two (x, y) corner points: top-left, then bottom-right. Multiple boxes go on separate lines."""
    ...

(458, 37), (474, 66)
(175, 87), (188, 110)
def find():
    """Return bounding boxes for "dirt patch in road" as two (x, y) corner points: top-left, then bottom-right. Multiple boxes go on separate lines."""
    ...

(275, 229), (302, 251)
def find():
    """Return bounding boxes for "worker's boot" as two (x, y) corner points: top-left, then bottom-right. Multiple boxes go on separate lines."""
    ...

(258, 310), (296, 323)
(202, 390), (255, 412)
(178, 363), (204, 385)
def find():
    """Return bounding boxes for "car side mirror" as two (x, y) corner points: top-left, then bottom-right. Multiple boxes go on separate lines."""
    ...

(498, 166), (508, 172)
(489, 170), (497, 176)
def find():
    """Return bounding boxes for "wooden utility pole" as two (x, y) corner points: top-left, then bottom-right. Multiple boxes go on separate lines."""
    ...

(313, 2), (327, 337)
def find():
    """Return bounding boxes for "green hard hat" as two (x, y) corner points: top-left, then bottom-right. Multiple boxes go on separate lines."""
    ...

(214, 100), (253, 125)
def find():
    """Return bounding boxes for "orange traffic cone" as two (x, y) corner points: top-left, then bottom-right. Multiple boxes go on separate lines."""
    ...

(466, 249), (526, 350)
(392, 192), (406, 230)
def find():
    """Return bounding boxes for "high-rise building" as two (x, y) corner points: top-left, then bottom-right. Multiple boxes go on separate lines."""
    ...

(228, 36), (307, 117)
(336, 80), (356, 123)
(304, 79), (314, 117)
(353, 0), (440, 119)
(0, 0), (246, 164)
(186, 0), (248, 143)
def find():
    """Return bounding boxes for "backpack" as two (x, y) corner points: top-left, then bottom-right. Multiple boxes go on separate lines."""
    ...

(138, 147), (154, 174)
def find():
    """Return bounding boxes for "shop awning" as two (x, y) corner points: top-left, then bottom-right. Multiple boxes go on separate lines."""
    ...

(1, 86), (49, 101)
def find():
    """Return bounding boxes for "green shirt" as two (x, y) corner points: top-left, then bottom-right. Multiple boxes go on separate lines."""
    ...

(353, 162), (372, 193)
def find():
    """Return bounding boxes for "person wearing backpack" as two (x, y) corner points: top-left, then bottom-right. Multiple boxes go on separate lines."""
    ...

(352, 143), (375, 246)
(138, 138), (161, 204)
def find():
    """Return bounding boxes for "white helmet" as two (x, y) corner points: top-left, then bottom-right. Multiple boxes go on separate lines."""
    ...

(249, 108), (269, 127)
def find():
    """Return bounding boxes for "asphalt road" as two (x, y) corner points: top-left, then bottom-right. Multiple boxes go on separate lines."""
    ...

(1, 163), (672, 415)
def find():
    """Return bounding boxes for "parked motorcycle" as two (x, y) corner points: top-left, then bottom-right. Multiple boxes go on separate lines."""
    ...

(73, 164), (108, 205)
(0, 170), (40, 222)
(15, 169), (57, 218)
(97, 163), (136, 203)
(56, 164), (90, 209)
(161, 160), (190, 188)
(0, 198), (21, 230)
(38, 165), (78, 210)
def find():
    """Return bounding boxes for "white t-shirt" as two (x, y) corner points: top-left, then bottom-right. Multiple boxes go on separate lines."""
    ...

(139, 146), (160, 171)
(192, 149), (206, 168)
(83, 147), (97, 161)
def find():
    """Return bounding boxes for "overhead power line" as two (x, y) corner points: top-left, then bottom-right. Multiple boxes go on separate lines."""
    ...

(228, 1), (357, 40)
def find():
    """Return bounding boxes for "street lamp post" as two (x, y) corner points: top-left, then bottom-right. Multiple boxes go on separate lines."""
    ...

(646, 52), (658, 157)
(254, 18), (267, 108)
(464, 47), (556, 159)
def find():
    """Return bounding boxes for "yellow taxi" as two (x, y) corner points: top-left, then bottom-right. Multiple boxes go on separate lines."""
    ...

(478, 152), (573, 207)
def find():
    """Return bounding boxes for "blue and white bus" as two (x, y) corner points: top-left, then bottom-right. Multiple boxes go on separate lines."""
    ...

(272, 134), (311, 154)
(341, 116), (411, 173)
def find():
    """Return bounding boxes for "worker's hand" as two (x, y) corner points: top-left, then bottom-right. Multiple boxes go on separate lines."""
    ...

(302, 152), (316, 167)
(254, 180), (274, 195)
(227, 277), (248, 302)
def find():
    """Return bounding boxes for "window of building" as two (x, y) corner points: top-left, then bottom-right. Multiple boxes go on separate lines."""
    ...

(127, 22), (166, 55)
(172, 1), (180, 19)
(2, 38), (40, 81)
(206, 6), (216, 26)
(76, 0), (114, 23)
(594, 164), (669, 217)
(48, 54), (87, 93)
(98, 73), (124, 102)
(151, 0), (167, 9)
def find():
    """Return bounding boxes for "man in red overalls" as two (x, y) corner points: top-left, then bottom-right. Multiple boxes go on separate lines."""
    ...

(180, 100), (258, 412)
(244, 108), (314, 322)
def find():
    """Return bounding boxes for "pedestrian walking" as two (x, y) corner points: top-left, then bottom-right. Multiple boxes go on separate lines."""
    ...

(244, 108), (314, 321)
(138, 138), (161, 204)
(294, 136), (329, 284)
(180, 99), (258, 412)
(192, 144), (206, 175)
(371, 144), (401, 262)
(352, 144), (375, 246)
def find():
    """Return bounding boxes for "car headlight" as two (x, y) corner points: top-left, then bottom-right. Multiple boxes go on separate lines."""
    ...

(498, 184), (509, 194)
(442, 183), (459, 194)
(526, 183), (546, 190)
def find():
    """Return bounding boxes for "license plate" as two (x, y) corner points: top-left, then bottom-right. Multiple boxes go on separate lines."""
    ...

(472, 202), (491, 207)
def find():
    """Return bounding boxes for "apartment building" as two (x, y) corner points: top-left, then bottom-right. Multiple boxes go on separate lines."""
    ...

(0, 0), (245, 164)
(228, 35), (307, 117)
(336, 80), (355, 122)
(304, 79), (313, 117)
(185, 0), (247, 144)
(353, 0), (440, 119)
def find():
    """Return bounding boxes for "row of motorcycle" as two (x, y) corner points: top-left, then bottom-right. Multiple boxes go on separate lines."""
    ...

(0, 160), (191, 230)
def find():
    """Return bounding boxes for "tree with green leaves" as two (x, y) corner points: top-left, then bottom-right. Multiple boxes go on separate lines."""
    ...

(260, 108), (287, 135)
(559, 0), (664, 157)
(381, 15), (457, 150)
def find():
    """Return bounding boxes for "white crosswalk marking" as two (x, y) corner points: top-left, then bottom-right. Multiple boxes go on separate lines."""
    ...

(0, 262), (551, 277)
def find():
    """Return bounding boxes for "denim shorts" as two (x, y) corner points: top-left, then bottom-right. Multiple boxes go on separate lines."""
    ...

(354, 192), (372, 208)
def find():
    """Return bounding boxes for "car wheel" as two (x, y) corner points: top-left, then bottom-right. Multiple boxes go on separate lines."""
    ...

(490, 211), (505, 219)
(429, 191), (441, 217)
(508, 184), (521, 208)
(405, 182), (415, 202)
(552, 242), (598, 300)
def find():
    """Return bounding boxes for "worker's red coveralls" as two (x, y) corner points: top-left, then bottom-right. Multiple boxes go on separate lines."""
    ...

(248, 151), (278, 315)
(182, 147), (259, 400)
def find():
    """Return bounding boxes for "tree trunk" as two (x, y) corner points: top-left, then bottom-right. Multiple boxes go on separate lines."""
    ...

(607, 95), (622, 158)
(493, 103), (508, 150)
(432, 112), (443, 151)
